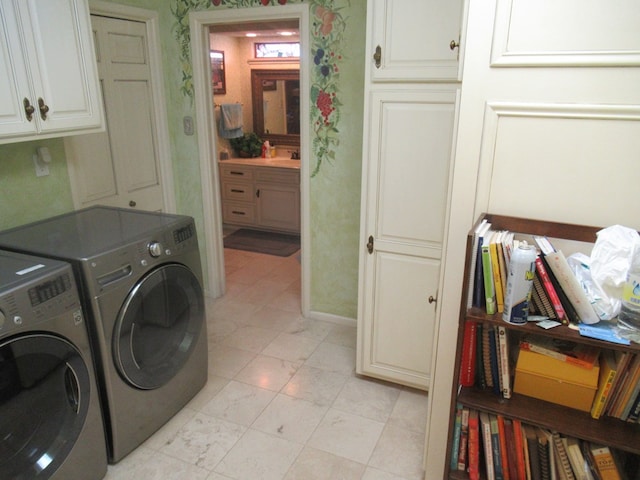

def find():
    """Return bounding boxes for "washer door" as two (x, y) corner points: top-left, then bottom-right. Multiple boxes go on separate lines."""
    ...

(113, 263), (204, 390)
(0, 334), (90, 479)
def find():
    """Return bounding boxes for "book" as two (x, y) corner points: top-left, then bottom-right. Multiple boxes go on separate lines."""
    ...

(618, 354), (640, 420)
(591, 350), (620, 419)
(544, 250), (599, 325)
(468, 219), (490, 308)
(482, 239), (497, 315)
(625, 389), (640, 422)
(536, 428), (555, 480)
(531, 275), (557, 319)
(552, 432), (576, 480)
(468, 409), (481, 480)
(480, 411), (496, 480)
(503, 418), (519, 480)
(490, 231), (506, 313)
(523, 424), (542, 480)
(564, 437), (592, 480)
(497, 326), (512, 399)
(497, 415), (511, 480)
(610, 354), (640, 419)
(488, 325), (501, 396)
(534, 256), (567, 322)
(490, 414), (505, 480)
(458, 407), (470, 471)
(459, 321), (477, 387)
(476, 323), (486, 389)
(519, 335), (600, 370)
(451, 403), (463, 470)
(511, 419), (527, 480)
(604, 353), (636, 417)
(589, 445), (622, 480)
(482, 324), (495, 390)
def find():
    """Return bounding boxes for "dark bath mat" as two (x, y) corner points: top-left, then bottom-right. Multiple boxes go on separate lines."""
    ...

(223, 229), (300, 257)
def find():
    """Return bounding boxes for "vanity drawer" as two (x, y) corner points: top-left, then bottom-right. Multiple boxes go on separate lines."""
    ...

(222, 202), (255, 225)
(221, 182), (254, 202)
(256, 168), (299, 185)
(220, 164), (254, 181)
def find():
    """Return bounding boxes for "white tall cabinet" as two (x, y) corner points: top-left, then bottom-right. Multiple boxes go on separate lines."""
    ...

(357, 0), (465, 390)
(0, 0), (102, 143)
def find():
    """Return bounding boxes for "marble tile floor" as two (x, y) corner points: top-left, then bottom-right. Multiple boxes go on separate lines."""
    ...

(105, 247), (428, 480)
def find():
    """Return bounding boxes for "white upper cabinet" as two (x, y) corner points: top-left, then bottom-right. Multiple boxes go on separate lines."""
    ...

(369, 0), (464, 82)
(0, 0), (103, 143)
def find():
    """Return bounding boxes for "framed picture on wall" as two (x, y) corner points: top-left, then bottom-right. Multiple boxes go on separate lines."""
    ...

(210, 50), (226, 95)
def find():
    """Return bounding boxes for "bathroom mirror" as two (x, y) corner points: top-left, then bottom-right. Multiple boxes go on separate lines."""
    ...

(251, 69), (300, 147)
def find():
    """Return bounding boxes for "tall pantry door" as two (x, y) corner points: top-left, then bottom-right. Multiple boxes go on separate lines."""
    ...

(357, 87), (457, 389)
(357, 0), (463, 391)
(65, 15), (164, 211)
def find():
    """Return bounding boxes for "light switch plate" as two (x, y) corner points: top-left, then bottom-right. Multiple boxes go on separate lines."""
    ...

(33, 154), (49, 177)
(183, 116), (194, 135)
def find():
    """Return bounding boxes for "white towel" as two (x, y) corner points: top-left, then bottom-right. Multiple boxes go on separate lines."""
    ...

(219, 103), (243, 138)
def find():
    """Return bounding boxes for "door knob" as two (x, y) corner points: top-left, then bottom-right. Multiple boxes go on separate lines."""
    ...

(449, 40), (459, 51)
(129, 200), (137, 207)
(373, 45), (382, 69)
(38, 98), (50, 120)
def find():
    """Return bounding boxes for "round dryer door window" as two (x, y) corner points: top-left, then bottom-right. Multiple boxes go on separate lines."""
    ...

(0, 334), (90, 478)
(113, 263), (204, 390)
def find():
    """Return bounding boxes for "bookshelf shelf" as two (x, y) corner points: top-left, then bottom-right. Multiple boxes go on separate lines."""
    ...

(445, 213), (640, 479)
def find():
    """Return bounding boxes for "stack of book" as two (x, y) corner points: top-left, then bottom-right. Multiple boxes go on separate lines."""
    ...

(459, 321), (514, 399)
(450, 408), (639, 480)
(467, 223), (601, 326)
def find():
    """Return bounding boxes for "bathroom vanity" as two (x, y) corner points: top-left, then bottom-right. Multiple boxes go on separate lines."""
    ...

(219, 158), (300, 234)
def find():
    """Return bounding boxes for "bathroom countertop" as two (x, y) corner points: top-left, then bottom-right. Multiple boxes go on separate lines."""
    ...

(220, 157), (300, 170)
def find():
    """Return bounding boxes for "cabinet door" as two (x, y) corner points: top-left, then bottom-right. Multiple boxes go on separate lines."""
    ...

(357, 87), (457, 389)
(0, 0), (37, 136)
(369, 0), (463, 82)
(256, 182), (300, 233)
(18, 0), (102, 134)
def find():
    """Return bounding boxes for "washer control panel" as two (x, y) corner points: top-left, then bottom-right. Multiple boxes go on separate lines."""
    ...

(0, 265), (81, 335)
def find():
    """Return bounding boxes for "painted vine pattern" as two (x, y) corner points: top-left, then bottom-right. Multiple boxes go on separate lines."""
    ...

(171, 0), (347, 177)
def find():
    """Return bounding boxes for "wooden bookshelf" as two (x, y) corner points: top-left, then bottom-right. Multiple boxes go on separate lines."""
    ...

(445, 213), (640, 479)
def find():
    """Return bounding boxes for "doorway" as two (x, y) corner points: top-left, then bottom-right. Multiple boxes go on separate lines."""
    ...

(190, 6), (310, 315)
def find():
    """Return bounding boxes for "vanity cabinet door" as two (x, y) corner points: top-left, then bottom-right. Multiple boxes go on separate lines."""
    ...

(369, 0), (463, 82)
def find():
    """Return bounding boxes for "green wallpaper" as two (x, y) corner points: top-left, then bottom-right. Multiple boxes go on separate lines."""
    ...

(0, 0), (366, 320)
(0, 138), (74, 229)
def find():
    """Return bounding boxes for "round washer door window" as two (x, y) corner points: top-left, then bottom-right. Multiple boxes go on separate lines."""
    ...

(113, 263), (204, 390)
(0, 334), (90, 479)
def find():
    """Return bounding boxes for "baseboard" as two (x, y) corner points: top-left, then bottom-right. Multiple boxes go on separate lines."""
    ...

(307, 310), (356, 327)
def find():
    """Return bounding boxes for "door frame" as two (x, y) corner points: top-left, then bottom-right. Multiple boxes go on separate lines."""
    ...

(67, 0), (176, 212)
(190, 5), (310, 314)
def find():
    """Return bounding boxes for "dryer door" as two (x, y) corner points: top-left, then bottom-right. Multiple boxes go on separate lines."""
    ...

(0, 334), (91, 478)
(113, 263), (204, 390)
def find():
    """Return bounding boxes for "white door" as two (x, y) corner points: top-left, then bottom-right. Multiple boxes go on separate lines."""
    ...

(65, 15), (164, 211)
(369, 0), (463, 81)
(357, 87), (457, 389)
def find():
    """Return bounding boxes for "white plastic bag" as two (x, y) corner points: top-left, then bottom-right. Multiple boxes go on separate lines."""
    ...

(589, 225), (640, 320)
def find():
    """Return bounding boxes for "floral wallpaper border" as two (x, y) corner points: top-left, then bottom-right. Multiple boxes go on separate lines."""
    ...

(170, 0), (348, 177)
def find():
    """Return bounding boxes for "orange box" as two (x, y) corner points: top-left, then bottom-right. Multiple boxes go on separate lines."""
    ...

(514, 348), (599, 412)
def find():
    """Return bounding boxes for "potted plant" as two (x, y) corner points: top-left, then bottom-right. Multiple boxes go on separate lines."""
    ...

(229, 132), (263, 158)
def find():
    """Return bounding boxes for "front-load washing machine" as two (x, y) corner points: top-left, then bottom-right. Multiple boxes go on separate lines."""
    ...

(0, 250), (107, 479)
(0, 206), (208, 463)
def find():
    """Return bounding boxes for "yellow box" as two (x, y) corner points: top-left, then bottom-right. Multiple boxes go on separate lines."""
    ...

(514, 348), (599, 412)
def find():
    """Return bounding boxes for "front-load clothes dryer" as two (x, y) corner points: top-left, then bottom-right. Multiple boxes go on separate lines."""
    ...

(0, 250), (107, 479)
(0, 206), (208, 463)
